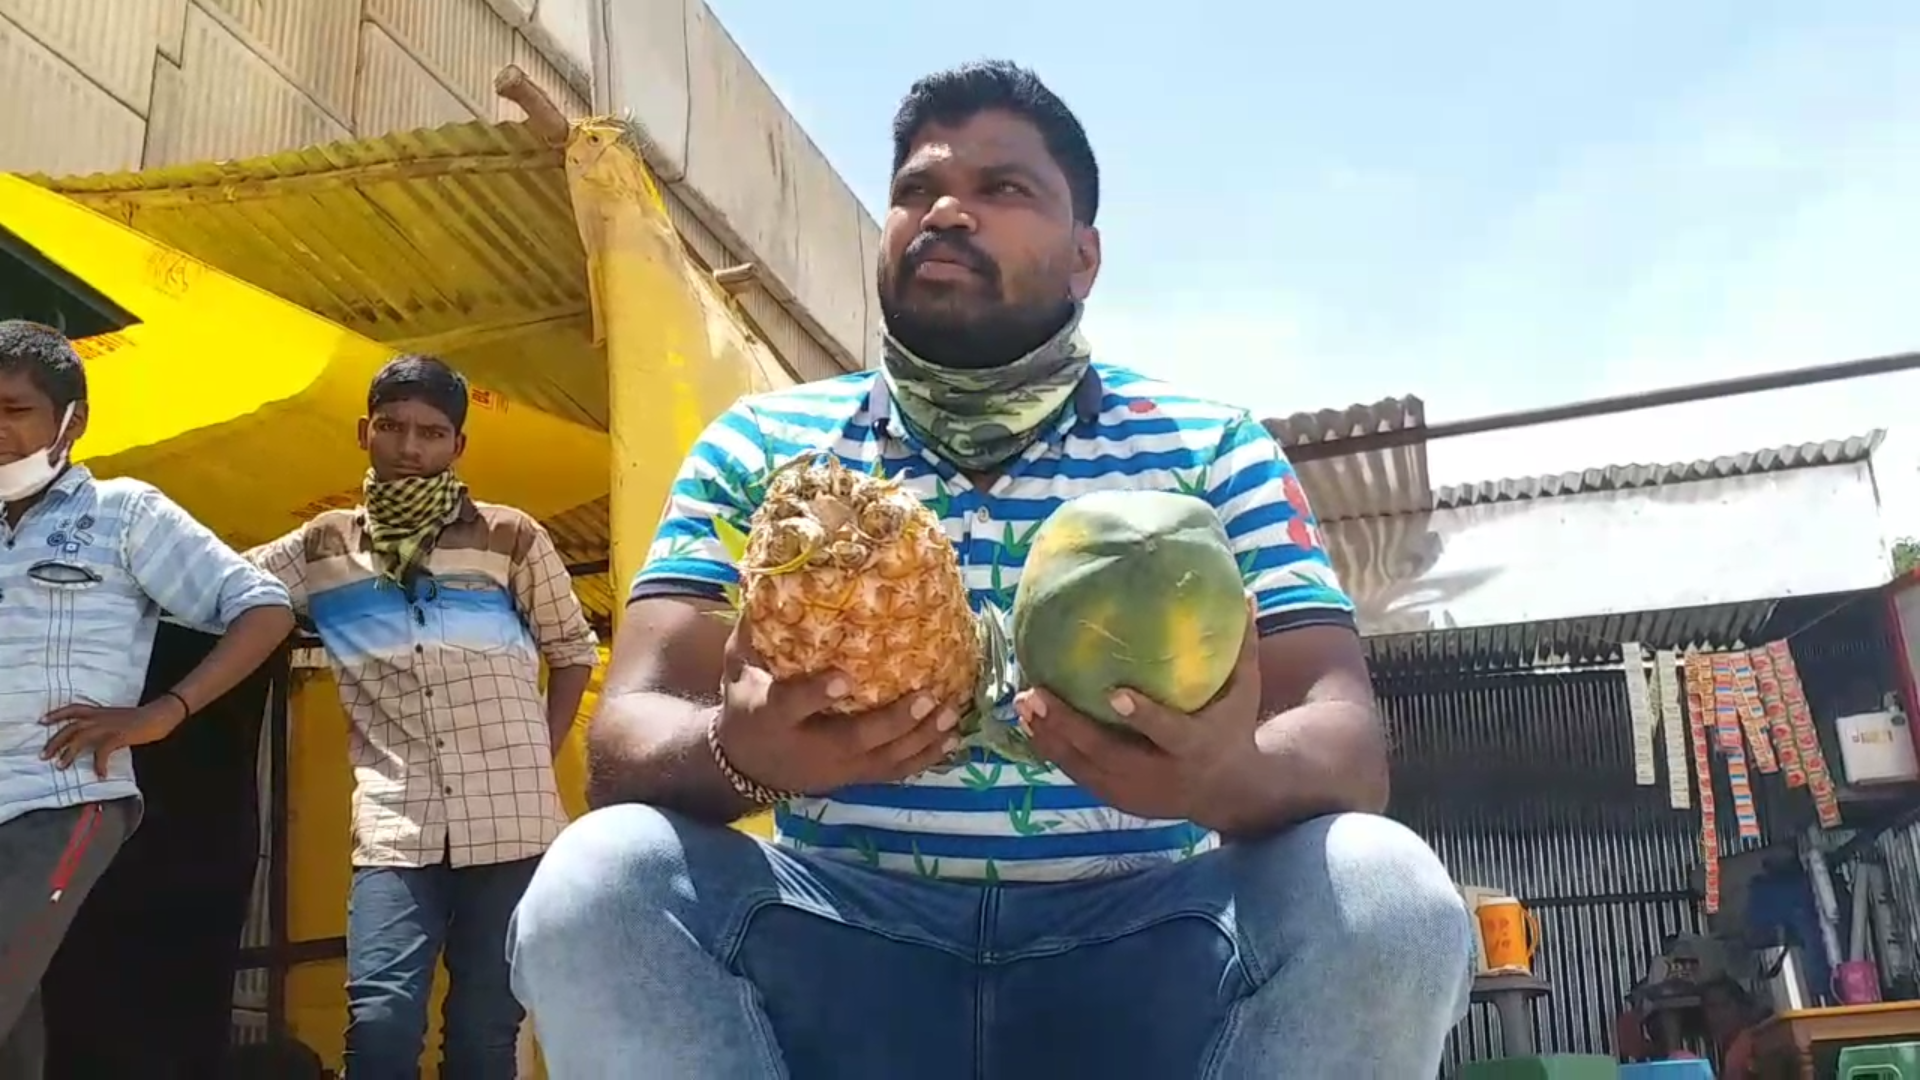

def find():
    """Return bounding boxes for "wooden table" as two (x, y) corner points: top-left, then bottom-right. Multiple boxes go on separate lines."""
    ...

(1472, 972), (1553, 1058)
(1750, 1001), (1920, 1079)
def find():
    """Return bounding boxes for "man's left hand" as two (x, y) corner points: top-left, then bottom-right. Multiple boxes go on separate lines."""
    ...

(42, 697), (189, 778)
(1017, 602), (1264, 829)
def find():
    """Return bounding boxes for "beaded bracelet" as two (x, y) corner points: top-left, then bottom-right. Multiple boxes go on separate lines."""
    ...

(706, 711), (799, 806)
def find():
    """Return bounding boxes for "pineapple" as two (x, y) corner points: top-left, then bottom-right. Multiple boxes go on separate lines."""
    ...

(736, 453), (981, 715)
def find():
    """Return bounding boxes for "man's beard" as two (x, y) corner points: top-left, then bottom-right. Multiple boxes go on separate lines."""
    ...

(880, 288), (1075, 371)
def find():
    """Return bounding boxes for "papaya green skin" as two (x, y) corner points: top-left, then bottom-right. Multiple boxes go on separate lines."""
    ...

(1011, 489), (1248, 729)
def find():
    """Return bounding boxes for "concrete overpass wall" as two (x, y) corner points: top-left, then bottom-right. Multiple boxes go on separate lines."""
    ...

(0, 0), (874, 381)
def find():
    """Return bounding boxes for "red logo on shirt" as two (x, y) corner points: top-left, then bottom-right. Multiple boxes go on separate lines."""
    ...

(1282, 474), (1313, 518)
(1286, 517), (1322, 552)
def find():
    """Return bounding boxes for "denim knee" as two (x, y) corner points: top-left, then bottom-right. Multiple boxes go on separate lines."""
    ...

(1236, 813), (1473, 1004)
(343, 989), (432, 1077)
(507, 804), (693, 995)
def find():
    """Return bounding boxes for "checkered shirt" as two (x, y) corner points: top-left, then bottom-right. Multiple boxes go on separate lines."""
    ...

(249, 499), (598, 867)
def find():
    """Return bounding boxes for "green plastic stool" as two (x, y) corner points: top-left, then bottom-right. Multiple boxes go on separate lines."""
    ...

(1458, 1055), (1620, 1080)
(1839, 1041), (1920, 1079)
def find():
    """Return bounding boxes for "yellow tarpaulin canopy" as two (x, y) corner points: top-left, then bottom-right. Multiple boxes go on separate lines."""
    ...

(23, 119), (811, 621)
(3, 180), (608, 563)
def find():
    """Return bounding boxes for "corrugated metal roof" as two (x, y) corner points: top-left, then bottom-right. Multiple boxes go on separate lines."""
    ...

(1263, 396), (1432, 520)
(32, 119), (604, 428)
(1345, 435), (1888, 671)
(545, 496), (614, 623)
(1435, 431), (1886, 509)
(1364, 590), (1874, 676)
(1366, 600), (1783, 674)
(1266, 395), (1427, 447)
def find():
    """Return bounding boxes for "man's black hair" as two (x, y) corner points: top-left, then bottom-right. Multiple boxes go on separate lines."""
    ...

(891, 60), (1100, 226)
(0, 320), (87, 410)
(367, 354), (469, 432)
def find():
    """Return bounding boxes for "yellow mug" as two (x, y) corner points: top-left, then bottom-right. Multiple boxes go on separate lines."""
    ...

(1476, 895), (1542, 973)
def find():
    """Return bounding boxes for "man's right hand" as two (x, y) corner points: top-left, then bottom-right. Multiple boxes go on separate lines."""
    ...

(713, 615), (963, 797)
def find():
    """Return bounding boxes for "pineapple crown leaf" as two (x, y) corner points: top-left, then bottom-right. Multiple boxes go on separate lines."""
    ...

(734, 450), (915, 585)
(950, 601), (1049, 767)
(728, 449), (826, 512)
(965, 600), (1016, 722)
(750, 546), (817, 579)
(712, 515), (751, 565)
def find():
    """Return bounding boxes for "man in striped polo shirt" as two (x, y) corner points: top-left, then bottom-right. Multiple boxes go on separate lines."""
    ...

(511, 61), (1473, 1078)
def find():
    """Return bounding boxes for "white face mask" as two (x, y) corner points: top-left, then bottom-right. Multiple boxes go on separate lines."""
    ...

(0, 403), (76, 503)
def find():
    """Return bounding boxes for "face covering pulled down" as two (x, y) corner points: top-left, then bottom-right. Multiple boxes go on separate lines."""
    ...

(880, 306), (1093, 473)
(0, 403), (76, 502)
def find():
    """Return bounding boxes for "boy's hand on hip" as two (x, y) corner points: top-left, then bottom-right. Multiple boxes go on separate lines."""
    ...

(42, 697), (189, 778)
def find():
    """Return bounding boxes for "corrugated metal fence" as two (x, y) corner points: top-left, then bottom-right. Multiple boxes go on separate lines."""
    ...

(1385, 670), (1720, 1070)
(1381, 600), (1889, 1074)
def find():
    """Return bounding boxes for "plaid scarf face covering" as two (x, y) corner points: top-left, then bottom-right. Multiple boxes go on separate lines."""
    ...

(362, 469), (465, 586)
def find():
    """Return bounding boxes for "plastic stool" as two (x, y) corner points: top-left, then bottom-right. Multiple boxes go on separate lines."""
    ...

(1839, 1041), (1920, 1079)
(1458, 1056), (1619, 1079)
(1619, 1062), (1714, 1079)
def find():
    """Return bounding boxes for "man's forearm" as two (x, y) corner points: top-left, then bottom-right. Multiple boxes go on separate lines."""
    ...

(585, 690), (758, 824)
(544, 664), (592, 752)
(169, 605), (296, 715)
(1209, 701), (1389, 840)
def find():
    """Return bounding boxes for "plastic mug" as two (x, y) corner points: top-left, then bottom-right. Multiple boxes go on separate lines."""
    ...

(1475, 896), (1541, 972)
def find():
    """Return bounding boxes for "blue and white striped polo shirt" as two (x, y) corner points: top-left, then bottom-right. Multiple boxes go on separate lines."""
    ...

(633, 362), (1356, 882)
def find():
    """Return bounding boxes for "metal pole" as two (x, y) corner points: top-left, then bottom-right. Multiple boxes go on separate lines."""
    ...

(266, 644), (292, 1041)
(1285, 348), (1920, 462)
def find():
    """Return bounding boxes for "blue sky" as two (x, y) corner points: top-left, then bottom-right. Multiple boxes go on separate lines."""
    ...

(707, 1), (1920, 534)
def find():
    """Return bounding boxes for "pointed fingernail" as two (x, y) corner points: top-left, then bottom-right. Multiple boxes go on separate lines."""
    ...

(1109, 691), (1135, 717)
(1026, 694), (1048, 720)
(826, 676), (850, 699)
(936, 707), (959, 731)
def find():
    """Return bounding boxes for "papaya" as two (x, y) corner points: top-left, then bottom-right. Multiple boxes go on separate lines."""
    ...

(1011, 489), (1248, 727)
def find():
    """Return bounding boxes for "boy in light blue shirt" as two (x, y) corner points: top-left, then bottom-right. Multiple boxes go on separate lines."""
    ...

(0, 321), (294, 1077)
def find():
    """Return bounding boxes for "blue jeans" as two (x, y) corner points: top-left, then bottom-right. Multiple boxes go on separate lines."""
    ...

(345, 857), (539, 1080)
(507, 806), (1474, 1079)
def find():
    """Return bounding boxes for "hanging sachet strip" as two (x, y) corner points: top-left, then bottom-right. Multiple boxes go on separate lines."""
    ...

(1684, 655), (1722, 913)
(1751, 647), (1805, 787)
(1710, 653), (1762, 841)
(1767, 641), (1842, 828)
(1729, 651), (1778, 773)
(1623, 641), (1658, 786)
(1654, 649), (1690, 809)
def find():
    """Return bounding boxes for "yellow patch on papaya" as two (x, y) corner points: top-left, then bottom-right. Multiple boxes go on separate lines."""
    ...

(1072, 598), (1127, 669)
(1163, 604), (1221, 706)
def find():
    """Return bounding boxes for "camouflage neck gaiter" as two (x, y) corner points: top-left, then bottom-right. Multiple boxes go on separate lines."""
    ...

(881, 306), (1092, 472)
